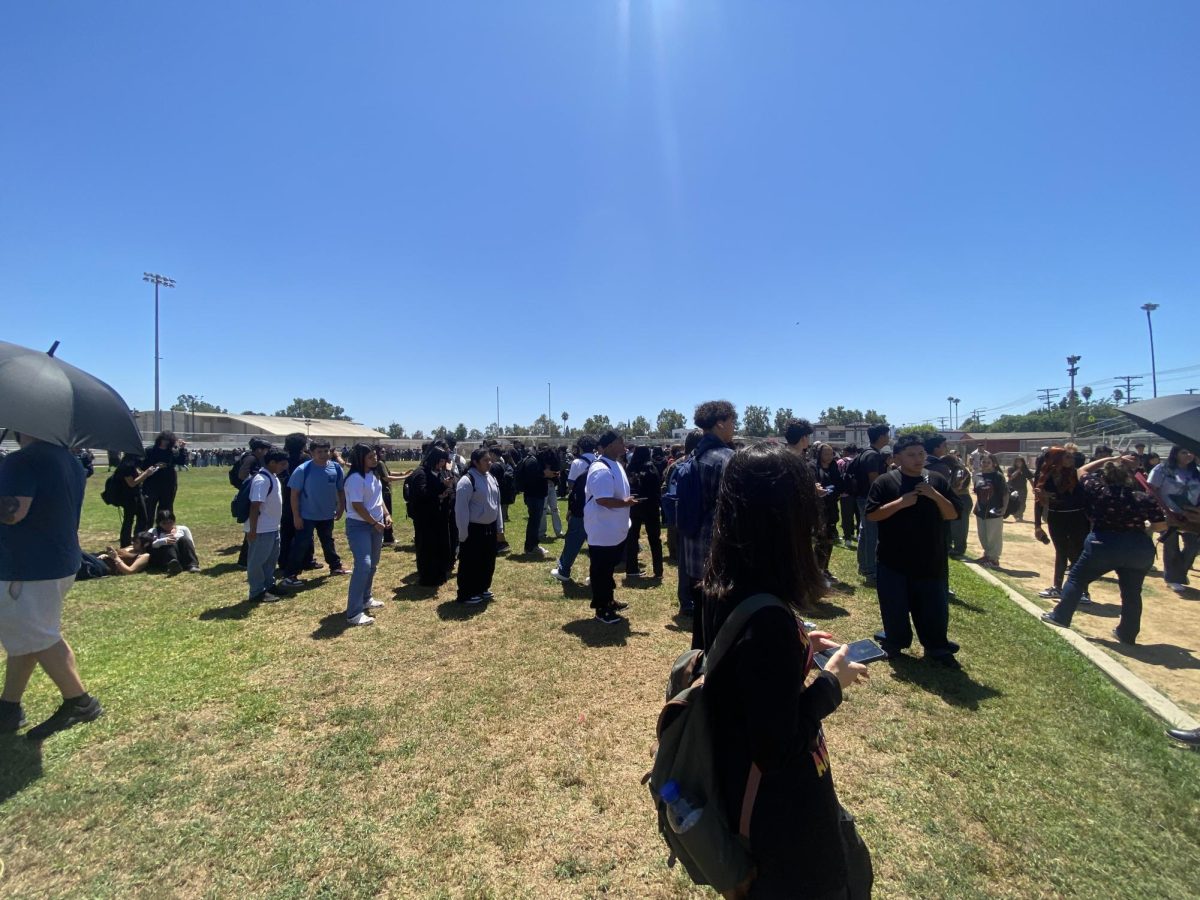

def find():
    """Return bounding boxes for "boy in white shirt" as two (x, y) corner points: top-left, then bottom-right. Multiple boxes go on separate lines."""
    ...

(584, 430), (640, 624)
(245, 450), (289, 602)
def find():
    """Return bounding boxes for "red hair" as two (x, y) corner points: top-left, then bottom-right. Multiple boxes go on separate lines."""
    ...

(1037, 447), (1078, 494)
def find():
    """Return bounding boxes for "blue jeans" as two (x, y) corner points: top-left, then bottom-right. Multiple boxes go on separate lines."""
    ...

(246, 530), (280, 599)
(856, 498), (878, 577)
(1051, 531), (1155, 641)
(345, 519), (384, 619)
(874, 561), (957, 658)
(556, 515), (586, 577)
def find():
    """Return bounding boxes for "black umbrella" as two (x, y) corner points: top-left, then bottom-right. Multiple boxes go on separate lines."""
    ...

(0, 340), (144, 454)
(1118, 395), (1200, 454)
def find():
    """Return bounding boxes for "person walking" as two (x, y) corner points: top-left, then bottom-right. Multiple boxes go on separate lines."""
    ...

(1005, 457), (1035, 521)
(702, 442), (873, 898)
(1034, 448), (1090, 602)
(1147, 446), (1200, 593)
(1043, 456), (1176, 644)
(0, 432), (104, 739)
(973, 453), (1008, 567)
(865, 434), (962, 667)
(584, 430), (639, 624)
(624, 445), (664, 579)
(454, 448), (503, 605)
(244, 450), (289, 604)
(343, 444), (389, 626)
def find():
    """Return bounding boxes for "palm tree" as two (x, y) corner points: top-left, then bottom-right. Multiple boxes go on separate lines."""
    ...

(1112, 388), (1124, 405)
(560, 410), (569, 437)
(1081, 385), (1093, 407)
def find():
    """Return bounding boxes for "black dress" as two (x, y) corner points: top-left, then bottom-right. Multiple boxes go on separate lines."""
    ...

(409, 466), (452, 585)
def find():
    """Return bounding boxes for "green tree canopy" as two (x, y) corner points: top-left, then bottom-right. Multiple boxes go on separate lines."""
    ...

(171, 394), (227, 414)
(655, 408), (686, 435)
(467, 428), (483, 440)
(773, 407), (794, 435)
(582, 414), (612, 434)
(274, 398), (353, 421)
(742, 404), (773, 437)
(630, 415), (652, 435)
(454, 423), (468, 441)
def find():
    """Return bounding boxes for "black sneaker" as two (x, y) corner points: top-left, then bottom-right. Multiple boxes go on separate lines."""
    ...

(595, 608), (625, 625)
(26, 695), (103, 741)
(0, 699), (26, 733)
(612, 601), (629, 612)
(678, 604), (695, 617)
(480, 591), (494, 600)
(166, 558), (182, 576)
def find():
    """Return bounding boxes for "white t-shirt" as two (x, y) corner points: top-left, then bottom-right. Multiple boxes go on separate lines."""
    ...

(583, 456), (631, 547)
(344, 471), (386, 523)
(244, 470), (282, 534)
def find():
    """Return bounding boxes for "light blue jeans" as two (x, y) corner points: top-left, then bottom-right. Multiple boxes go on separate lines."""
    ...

(556, 515), (587, 578)
(246, 530), (280, 599)
(345, 519), (383, 619)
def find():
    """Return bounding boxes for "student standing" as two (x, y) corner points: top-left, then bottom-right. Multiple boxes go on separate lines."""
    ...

(142, 430), (188, 525)
(343, 444), (389, 626)
(454, 449), (503, 605)
(624, 445), (664, 578)
(114, 452), (156, 547)
(585, 431), (639, 625)
(1033, 448), (1090, 601)
(551, 434), (598, 583)
(972, 454), (1008, 567)
(280, 440), (349, 589)
(1147, 446), (1200, 593)
(865, 434), (961, 667)
(245, 450), (289, 603)
(1005, 457), (1035, 521)
(855, 425), (891, 586)
(408, 447), (454, 586)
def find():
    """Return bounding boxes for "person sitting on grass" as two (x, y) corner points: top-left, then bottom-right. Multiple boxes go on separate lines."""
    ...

(149, 509), (201, 574)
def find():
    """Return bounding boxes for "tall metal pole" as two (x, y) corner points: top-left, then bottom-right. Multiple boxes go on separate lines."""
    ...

(947, 396), (953, 430)
(547, 382), (552, 436)
(1141, 303), (1159, 397)
(144, 273), (175, 434)
(496, 386), (500, 435)
(1067, 355), (1082, 440)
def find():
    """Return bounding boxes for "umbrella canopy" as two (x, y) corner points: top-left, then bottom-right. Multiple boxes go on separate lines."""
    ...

(1119, 395), (1200, 455)
(0, 340), (144, 454)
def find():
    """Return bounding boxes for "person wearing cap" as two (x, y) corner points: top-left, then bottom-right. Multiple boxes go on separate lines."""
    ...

(584, 430), (639, 625)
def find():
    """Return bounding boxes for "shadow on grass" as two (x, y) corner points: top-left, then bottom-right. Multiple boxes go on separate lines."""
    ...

(1075, 601), (1120, 619)
(436, 600), (489, 621)
(198, 597), (258, 620)
(995, 567), (1038, 578)
(622, 575), (663, 590)
(311, 612), (352, 640)
(215, 544), (243, 557)
(391, 572), (440, 602)
(810, 600), (851, 619)
(664, 612), (694, 634)
(198, 562), (244, 579)
(559, 582), (592, 600)
(949, 592), (986, 613)
(888, 656), (1002, 711)
(0, 735), (43, 802)
(562, 617), (648, 647)
(1092, 639), (1200, 670)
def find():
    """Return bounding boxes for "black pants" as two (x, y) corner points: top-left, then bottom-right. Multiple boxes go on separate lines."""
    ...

(589, 540), (626, 611)
(1163, 528), (1200, 585)
(120, 494), (149, 547)
(382, 485), (395, 544)
(839, 496), (859, 541)
(456, 522), (498, 600)
(524, 495), (546, 553)
(1048, 509), (1089, 588)
(149, 536), (199, 571)
(626, 508), (664, 576)
(285, 518), (342, 577)
(415, 509), (451, 585)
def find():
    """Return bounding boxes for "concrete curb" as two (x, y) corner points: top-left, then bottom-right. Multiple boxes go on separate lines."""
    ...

(964, 562), (1200, 730)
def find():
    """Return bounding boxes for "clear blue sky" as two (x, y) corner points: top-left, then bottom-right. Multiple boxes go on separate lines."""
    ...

(3, 2), (1198, 434)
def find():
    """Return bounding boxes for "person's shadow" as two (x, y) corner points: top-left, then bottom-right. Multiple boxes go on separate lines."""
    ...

(198, 597), (258, 621)
(198, 562), (244, 579)
(562, 617), (648, 647)
(436, 600), (489, 621)
(558, 582), (592, 601)
(1092, 638), (1200, 670)
(887, 656), (1003, 711)
(311, 612), (351, 640)
(392, 573), (439, 603)
(0, 735), (43, 802)
(809, 599), (852, 620)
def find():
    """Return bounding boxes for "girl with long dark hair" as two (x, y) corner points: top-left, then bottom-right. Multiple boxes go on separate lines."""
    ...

(1033, 447), (1090, 601)
(811, 442), (843, 583)
(1005, 456), (1034, 521)
(407, 446), (454, 586)
(343, 443), (389, 625)
(624, 445), (664, 578)
(702, 443), (872, 898)
(1148, 445), (1200, 593)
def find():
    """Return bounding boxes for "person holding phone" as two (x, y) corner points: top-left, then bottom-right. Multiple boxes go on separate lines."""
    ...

(702, 442), (873, 899)
(624, 445), (663, 578)
(584, 430), (639, 625)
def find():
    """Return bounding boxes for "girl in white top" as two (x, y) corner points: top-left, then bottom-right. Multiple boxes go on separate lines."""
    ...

(343, 444), (391, 626)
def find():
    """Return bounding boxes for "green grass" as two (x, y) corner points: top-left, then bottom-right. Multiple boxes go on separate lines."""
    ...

(1, 467), (1198, 898)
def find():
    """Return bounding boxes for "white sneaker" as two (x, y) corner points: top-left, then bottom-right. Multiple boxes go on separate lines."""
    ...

(1167, 582), (1187, 594)
(364, 598), (384, 609)
(550, 568), (571, 583)
(346, 612), (375, 626)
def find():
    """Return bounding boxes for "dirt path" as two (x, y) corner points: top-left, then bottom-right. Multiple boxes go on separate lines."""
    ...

(963, 515), (1200, 717)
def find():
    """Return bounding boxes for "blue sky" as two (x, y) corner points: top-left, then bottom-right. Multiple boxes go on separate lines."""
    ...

(3, 2), (1198, 435)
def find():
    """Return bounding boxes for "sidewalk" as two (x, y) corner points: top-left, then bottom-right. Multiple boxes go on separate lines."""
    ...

(963, 515), (1200, 718)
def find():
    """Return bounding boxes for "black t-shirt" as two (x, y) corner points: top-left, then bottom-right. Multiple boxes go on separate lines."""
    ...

(855, 447), (887, 495)
(865, 468), (957, 578)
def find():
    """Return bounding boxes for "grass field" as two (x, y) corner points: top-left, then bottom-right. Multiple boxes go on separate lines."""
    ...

(2, 466), (1199, 899)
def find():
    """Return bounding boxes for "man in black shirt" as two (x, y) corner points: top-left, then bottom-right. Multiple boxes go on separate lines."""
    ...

(865, 434), (961, 667)
(855, 424), (891, 586)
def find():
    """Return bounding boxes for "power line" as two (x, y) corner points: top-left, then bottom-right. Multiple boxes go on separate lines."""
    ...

(1113, 375), (1143, 405)
(1037, 388), (1060, 410)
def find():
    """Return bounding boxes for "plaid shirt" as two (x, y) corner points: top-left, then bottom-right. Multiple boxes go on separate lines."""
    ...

(679, 434), (735, 579)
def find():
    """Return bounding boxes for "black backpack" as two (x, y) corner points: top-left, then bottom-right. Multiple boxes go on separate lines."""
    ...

(100, 471), (130, 507)
(229, 452), (258, 488)
(231, 472), (274, 523)
(499, 462), (517, 505)
(568, 461), (590, 517)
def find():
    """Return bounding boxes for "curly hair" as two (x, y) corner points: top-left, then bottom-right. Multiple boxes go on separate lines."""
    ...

(694, 400), (736, 431)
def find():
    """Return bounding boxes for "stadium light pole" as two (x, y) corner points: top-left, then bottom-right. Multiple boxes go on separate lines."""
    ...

(1067, 355), (1082, 440)
(547, 382), (552, 436)
(143, 272), (176, 433)
(1140, 303), (1159, 397)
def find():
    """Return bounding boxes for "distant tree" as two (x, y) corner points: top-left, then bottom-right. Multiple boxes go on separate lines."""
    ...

(274, 398), (352, 421)
(382, 422), (406, 439)
(454, 423), (468, 441)
(560, 411), (569, 436)
(467, 428), (483, 441)
(655, 408), (686, 435)
(862, 410), (888, 425)
(742, 405), (773, 437)
(412, 430), (425, 440)
(897, 423), (941, 441)
(433, 425), (449, 439)
(171, 394), (227, 414)
(1112, 388), (1125, 405)
(240, 410), (265, 416)
(1081, 386), (1093, 406)
(818, 406), (863, 425)
(630, 415), (652, 435)
(615, 420), (631, 433)
(484, 423), (502, 438)
(531, 414), (561, 437)
(582, 414), (612, 434)
(773, 407), (794, 435)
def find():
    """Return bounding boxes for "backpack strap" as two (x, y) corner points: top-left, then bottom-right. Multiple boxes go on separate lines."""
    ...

(701, 592), (790, 677)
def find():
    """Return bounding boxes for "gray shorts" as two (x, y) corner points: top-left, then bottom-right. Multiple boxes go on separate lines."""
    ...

(0, 576), (75, 655)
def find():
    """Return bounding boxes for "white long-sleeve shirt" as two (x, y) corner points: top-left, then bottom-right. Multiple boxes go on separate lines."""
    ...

(455, 469), (502, 540)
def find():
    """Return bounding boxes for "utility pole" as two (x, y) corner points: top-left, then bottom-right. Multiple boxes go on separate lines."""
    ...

(969, 408), (985, 427)
(937, 417), (948, 430)
(1067, 355), (1082, 440)
(1037, 387), (1059, 410)
(496, 386), (500, 436)
(143, 272), (176, 432)
(1187, 388), (1197, 395)
(1113, 375), (1142, 405)
(1141, 303), (1159, 397)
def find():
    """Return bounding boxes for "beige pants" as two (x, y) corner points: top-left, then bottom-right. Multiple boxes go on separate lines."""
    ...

(976, 516), (1004, 562)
